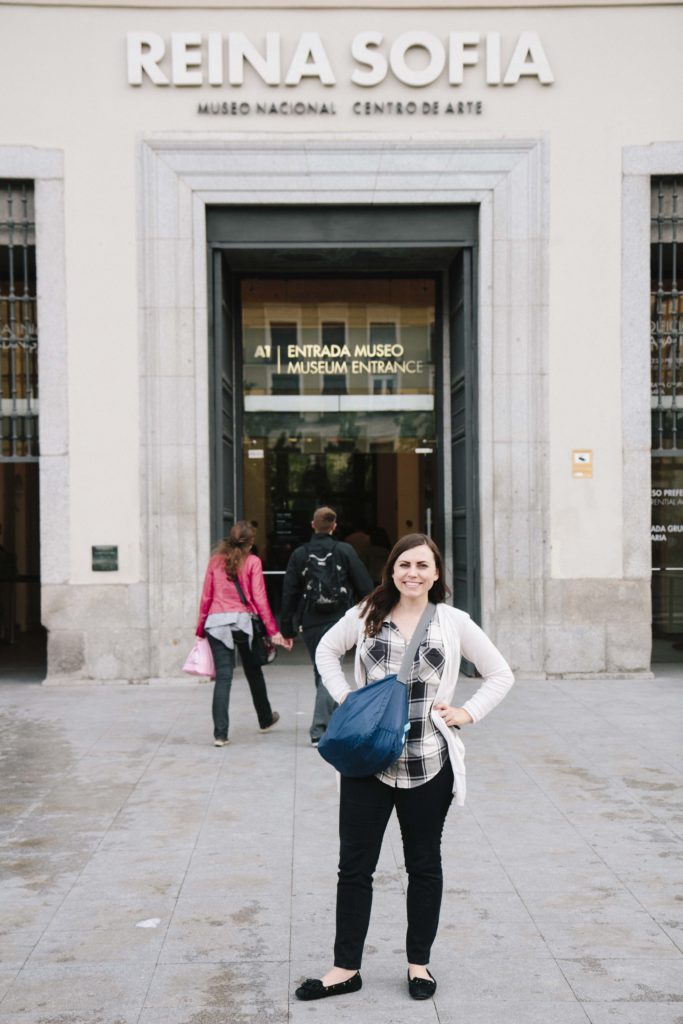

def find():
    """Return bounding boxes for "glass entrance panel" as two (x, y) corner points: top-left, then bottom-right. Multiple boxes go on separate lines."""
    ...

(240, 277), (437, 597)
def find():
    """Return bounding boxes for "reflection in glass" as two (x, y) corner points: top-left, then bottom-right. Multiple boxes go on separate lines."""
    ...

(240, 278), (437, 587)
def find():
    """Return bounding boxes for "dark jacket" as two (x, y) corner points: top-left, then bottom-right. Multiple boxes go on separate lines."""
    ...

(280, 532), (374, 637)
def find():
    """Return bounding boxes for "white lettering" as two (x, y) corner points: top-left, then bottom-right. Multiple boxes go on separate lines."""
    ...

(390, 32), (445, 87)
(503, 31), (554, 85)
(125, 30), (555, 90)
(351, 31), (388, 87)
(485, 32), (501, 84)
(228, 32), (280, 85)
(448, 32), (479, 85)
(285, 33), (336, 85)
(287, 344), (350, 358)
(354, 343), (404, 358)
(171, 32), (203, 86)
(288, 360), (348, 374)
(208, 32), (223, 85)
(127, 32), (169, 86)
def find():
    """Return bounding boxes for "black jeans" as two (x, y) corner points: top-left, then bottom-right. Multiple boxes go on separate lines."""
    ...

(207, 632), (274, 739)
(334, 760), (454, 970)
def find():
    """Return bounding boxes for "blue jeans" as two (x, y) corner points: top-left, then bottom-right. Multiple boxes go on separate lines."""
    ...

(207, 633), (274, 739)
(302, 622), (338, 741)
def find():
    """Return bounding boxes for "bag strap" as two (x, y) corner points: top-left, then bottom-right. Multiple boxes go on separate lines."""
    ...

(396, 602), (436, 684)
(230, 573), (251, 610)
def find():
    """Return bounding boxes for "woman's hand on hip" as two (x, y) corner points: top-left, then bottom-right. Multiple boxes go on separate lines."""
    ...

(434, 703), (474, 728)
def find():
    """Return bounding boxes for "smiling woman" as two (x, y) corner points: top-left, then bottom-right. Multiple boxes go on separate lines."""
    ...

(297, 532), (514, 1002)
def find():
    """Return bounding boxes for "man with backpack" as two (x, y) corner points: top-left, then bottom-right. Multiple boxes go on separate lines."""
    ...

(280, 507), (374, 746)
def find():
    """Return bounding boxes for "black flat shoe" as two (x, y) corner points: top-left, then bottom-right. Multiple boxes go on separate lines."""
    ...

(295, 972), (362, 1001)
(408, 968), (437, 1000)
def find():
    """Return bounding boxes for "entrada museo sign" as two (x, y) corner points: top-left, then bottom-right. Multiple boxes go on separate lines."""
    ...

(127, 31), (554, 88)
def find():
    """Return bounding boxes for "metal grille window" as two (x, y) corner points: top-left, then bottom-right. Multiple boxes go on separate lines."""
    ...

(651, 177), (681, 453)
(651, 177), (683, 634)
(0, 181), (38, 461)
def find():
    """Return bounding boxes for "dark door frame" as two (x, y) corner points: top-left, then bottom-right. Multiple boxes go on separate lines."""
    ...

(207, 204), (479, 619)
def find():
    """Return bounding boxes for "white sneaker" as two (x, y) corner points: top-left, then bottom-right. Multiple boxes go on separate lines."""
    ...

(213, 738), (229, 747)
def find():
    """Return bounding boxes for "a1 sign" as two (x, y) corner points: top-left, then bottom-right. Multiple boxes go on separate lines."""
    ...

(572, 450), (593, 478)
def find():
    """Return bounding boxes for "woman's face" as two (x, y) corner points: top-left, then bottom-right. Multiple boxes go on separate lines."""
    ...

(392, 543), (439, 599)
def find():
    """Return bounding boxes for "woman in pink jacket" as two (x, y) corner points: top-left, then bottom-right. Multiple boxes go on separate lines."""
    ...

(196, 520), (292, 746)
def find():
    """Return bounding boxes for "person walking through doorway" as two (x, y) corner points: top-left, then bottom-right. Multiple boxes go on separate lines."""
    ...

(280, 507), (373, 746)
(196, 520), (292, 746)
(294, 533), (514, 1002)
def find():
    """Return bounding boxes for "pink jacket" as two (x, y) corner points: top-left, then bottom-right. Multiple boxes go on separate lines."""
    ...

(196, 553), (278, 638)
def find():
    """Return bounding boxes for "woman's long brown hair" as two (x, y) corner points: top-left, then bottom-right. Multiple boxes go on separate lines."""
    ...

(359, 533), (450, 637)
(214, 520), (255, 578)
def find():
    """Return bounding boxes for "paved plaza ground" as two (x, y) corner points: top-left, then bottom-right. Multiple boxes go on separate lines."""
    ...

(1, 651), (683, 1024)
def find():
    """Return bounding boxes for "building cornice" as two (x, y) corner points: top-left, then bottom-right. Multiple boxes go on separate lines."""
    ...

(1, 0), (681, 9)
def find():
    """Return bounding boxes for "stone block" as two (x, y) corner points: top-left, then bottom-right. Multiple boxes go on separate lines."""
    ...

(606, 623), (653, 673)
(491, 304), (512, 380)
(554, 581), (623, 627)
(544, 624), (606, 676)
(492, 238), (511, 310)
(159, 583), (196, 630)
(42, 584), (138, 631)
(84, 629), (151, 682)
(509, 239), (534, 313)
(38, 459), (69, 585)
(144, 307), (194, 381)
(490, 625), (544, 676)
(157, 629), (197, 678)
(543, 579), (565, 625)
(493, 579), (544, 624)
(47, 630), (85, 677)
(158, 445), (198, 520)
(155, 378), (196, 447)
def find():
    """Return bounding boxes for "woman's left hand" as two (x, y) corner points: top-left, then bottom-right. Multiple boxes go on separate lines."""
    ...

(272, 632), (294, 651)
(434, 703), (473, 728)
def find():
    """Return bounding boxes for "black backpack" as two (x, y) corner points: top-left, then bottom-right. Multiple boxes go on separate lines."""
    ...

(302, 545), (350, 613)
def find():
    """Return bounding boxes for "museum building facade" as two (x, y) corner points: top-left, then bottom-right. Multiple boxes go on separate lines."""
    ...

(0, 0), (681, 681)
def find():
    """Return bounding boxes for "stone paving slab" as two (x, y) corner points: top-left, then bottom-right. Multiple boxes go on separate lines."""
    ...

(0, 962), (156, 1014)
(1, 665), (683, 1022)
(0, 1013), (140, 1024)
(557, 956), (683, 1002)
(584, 1007), (683, 1024)
(436, 1004), (591, 1024)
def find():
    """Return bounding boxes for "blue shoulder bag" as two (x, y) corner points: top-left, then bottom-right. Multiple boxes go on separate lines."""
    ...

(317, 603), (436, 777)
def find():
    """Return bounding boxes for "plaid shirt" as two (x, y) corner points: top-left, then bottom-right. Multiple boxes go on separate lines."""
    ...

(359, 616), (448, 789)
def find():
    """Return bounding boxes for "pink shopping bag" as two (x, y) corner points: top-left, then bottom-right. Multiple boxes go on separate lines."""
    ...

(182, 637), (215, 678)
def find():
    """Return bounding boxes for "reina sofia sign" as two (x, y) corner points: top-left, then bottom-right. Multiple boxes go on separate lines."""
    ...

(127, 31), (554, 88)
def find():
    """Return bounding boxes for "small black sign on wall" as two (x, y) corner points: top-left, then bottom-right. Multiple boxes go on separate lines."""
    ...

(92, 546), (118, 572)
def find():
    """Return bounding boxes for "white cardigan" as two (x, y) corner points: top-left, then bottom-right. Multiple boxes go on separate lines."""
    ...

(315, 603), (515, 806)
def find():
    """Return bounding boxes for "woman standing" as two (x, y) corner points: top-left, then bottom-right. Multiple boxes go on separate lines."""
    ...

(196, 521), (292, 746)
(295, 533), (513, 1002)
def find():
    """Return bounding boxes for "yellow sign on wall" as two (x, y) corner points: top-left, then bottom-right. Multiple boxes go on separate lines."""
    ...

(572, 450), (593, 478)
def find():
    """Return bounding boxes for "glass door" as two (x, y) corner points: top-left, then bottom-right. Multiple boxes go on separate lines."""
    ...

(238, 277), (438, 608)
